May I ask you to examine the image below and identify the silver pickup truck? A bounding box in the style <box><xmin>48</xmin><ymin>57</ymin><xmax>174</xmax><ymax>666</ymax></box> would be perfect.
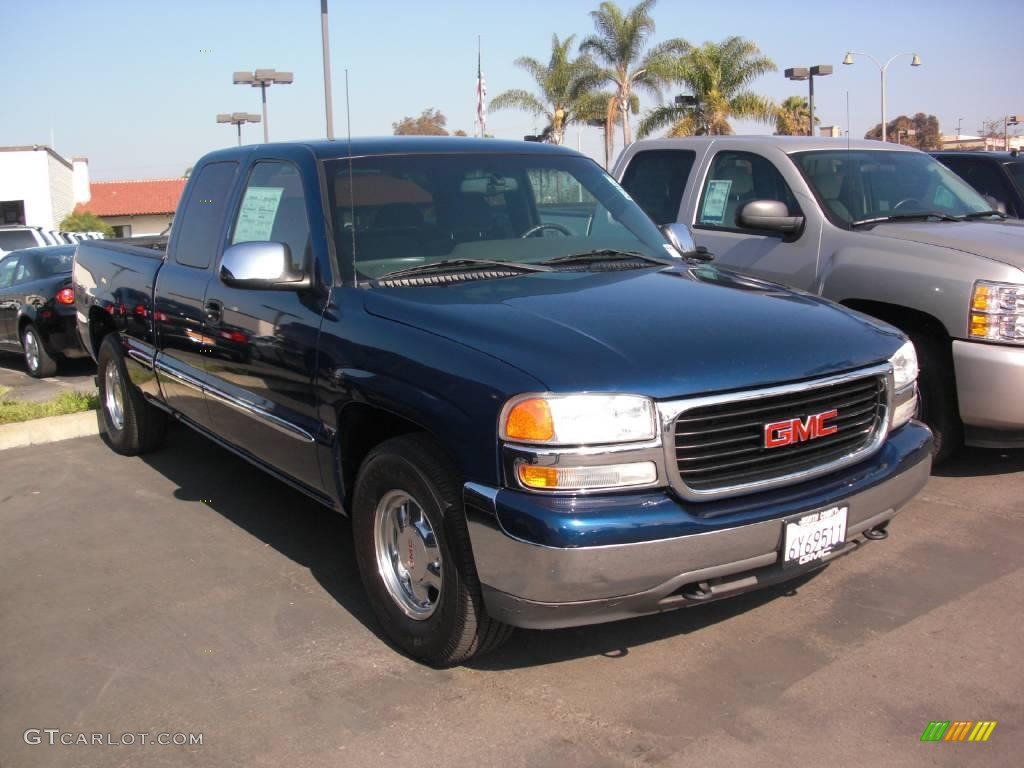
<box><xmin>615</xmin><ymin>137</ymin><xmax>1024</xmax><ymax>460</ymax></box>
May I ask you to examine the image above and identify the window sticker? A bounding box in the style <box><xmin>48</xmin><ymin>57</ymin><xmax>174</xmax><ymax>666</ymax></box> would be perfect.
<box><xmin>700</xmin><ymin>179</ymin><xmax>732</xmax><ymax>224</ymax></box>
<box><xmin>233</xmin><ymin>186</ymin><xmax>284</xmax><ymax>243</ymax></box>
<box><xmin>933</xmin><ymin>187</ymin><xmax>954</xmax><ymax>208</ymax></box>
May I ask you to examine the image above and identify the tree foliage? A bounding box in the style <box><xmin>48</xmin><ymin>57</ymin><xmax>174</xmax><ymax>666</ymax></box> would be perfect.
<box><xmin>491</xmin><ymin>34</ymin><xmax>603</xmax><ymax>146</ymax></box>
<box><xmin>775</xmin><ymin>95</ymin><xmax>815</xmax><ymax>136</ymax></box>
<box><xmin>637</xmin><ymin>36</ymin><xmax>777</xmax><ymax>138</ymax></box>
<box><xmin>393</xmin><ymin>108</ymin><xmax>453</xmax><ymax>136</ymax></box>
<box><xmin>580</xmin><ymin>0</ymin><xmax>688</xmax><ymax>148</ymax></box>
<box><xmin>60</xmin><ymin>211</ymin><xmax>114</xmax><ymax>237</ymax></box>
<box><xmin>864</xmin><ymin>113</ymin><xmax>941</xmax><ymax>150</ymax></box>
<box><xmin>979</xmin><ymin>118</ymin><xmax>1004</xmax><ymax>139</ymax></box>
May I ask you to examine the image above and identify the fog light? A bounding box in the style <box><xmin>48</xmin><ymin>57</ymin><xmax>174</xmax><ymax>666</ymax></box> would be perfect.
<box><xmin>517</xmin><ymin>461</ymin><xmax>657</xmax><ymax>491</ymax></box>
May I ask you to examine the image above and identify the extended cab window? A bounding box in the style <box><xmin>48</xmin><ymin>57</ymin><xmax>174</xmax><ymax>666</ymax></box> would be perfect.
<box><xmin>620</xmin><ymin>149</ymin><xmax>696</xmax><ymax>225</ymax></box>
<box><xmin>696</xmin><ymin>151</ymin><xmax>800</xmax><ymax>231</ymax></box>
<box><xmin>230</xmin><ymin>161</ymin><xmax>311</xmax><ymax>272</ymax></box>
<box><xmin>172</xmin><ymin>162</ymin><xmax>238</xmax><ymax>269</ymax></box>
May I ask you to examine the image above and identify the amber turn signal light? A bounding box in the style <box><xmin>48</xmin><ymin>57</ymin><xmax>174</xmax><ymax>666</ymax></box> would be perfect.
<box><xmin>504</xmin><ymin>398</ymin><xmax>554</xmax><ymax>442</ymax></box>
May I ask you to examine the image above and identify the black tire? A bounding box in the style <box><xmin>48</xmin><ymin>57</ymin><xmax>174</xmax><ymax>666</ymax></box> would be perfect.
<box><xmin>908</xmin><ymin>331</ymin><xmax>961</xmax><ymax>464</ymax></box>
<box><xmin>22</xmin><ymin>324</ymin><xmax>58</xmax><ymax>378</ymax></box>
<box><xmin>97</xmin><ymin>335</ymin><xmax>167</xmax><ymax>455</ymax></box>
<box><xmin>352</xmin><ymin>434</ymin><xmax>512</xmax><ymax>666</ymax></box>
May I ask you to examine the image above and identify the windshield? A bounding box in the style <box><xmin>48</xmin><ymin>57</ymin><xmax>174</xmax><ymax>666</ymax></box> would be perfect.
<box><xmin>1006</xmin><ymin>161</ymin><xmax>1024</xmax><ymax>193</ymax></box>
<box><xmin>324</xmin><ymin>153</ymin><xmax>674</xmax><ymax>281</ymax></box>
<box><xmin>31</xmin><ymin>247</ymin><xmax>76</xmax><ymax>275</ymax></box>
<box><xmin>793</xmin><ymin>149</ymin><xmax>993</xmax><ymax>225</ymax></box>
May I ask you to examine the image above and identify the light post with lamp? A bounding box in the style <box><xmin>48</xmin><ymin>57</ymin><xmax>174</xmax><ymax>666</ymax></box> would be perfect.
<box><xmin>232</xmin><ymin>69</ymin><xmax>294</xmax><ymax>143</ymax></box>
<box><xmin>216</xmin><ymin>113</ymin><xmax>261</xmax><ymax>146</ymax></box>
<box><xmin>784</xmin><ymin>65</ymin><xmax>832</xmax><ymax>135</ymax></box>
<box><xmin>842</xmin><ymin>51</ymin><xmax>921</xmax><ymax>143</ymax></box>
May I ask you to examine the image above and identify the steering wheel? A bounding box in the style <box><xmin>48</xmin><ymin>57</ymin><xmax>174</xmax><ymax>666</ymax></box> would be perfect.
<box><xmin>892</xmin><ymin>198</ymin><xmax>924</xmax><ymax>211</ymax></box>
<box><xmin>521</xmin><ymin>223</ymin><xmax>573</xmax><ymax>238</ymax></box>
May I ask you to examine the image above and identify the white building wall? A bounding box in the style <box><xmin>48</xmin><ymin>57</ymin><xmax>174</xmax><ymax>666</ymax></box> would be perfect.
<box><xmin>48</xmin><ymin>152</ymin><xmax>75</xmax><ymax>228</ymax></box>
<box><xmin>72</xmin><ymin>158</ymin><xmax>91</xmax><ymax>204</ymax></box>
<box><xmin>0</xmin><ymin>150</ymin><xmax>53</xmax><ymax>228</ymax></box>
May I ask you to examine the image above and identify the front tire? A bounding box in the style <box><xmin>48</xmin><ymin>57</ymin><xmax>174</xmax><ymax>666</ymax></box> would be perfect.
<box><xmin>909</xmin><ymin>331</ymin><xmax>961</xmax><ymax>464</ymax></box>
<box><xmin>97</xmin><ymin>335</ymin><xmax>167</xmax><ymax>455</ymax></box>
<box><xmin>22</xmin><ymin>324</ymin><xmax>58</xmax><ymax>378</ymax></box>
<box><xmin>352</xmin><ymin>434</ymin><xmax>511</xmax><ymax>666</ymax></box>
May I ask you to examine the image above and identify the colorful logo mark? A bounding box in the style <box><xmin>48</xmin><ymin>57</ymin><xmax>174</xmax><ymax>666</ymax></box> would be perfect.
<box><xmin>921</xmin><ymin>721</ymin><xmax>997</xmax><ymax>742</ymax></box>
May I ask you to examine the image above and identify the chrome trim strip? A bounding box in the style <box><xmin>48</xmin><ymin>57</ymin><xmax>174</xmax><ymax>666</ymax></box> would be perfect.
<box><xmin>658</xmin><ymin>363</ymin><xmax>893</xmax><ymax>502</ymax></box>
<box><xmin>154</xmin><ymin>358</ymin><xmax>314</xmax><ymax>443</ymax></box>
<box><xmin>203</xmin><ymin>385</ymin><xmax>316</xmax><ymax>443</ymax></box>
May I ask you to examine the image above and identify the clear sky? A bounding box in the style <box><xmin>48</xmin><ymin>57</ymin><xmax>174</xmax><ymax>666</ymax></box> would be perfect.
<box><xmin>3</xmin><ymin>0</ymin><xmax>1021</xmax><ymax>180</ymax></box>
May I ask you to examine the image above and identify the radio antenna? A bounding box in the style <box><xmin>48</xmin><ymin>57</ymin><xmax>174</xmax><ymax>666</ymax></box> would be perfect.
<box><xmin>345</xmin><ymin>69</ymin><xmax>357</xmax><ymax>282</ymax></box>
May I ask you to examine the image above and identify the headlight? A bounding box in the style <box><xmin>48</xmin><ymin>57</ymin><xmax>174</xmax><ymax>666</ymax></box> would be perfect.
<box><xmin>500</xmin><ymin>393</ymin><xmax>656</xmax><ymax>446</ymax></box>
<box><xmin>889</xmin><ymin>340</ymin><xmax>918</xmax><ymax>390</ymax></box>
<box><xmin>889</xmin><ymin>340</ymin><xmax>918</xmax><ymax>429</ymax></box>
<box><xmin>970</xmin><ymin>281</ymin><xmax>1024</xmax><ymax>343</ymax></box>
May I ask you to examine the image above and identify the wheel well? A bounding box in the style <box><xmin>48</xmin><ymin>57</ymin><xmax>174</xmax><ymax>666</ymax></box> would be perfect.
<box><xmin>840</xmin><ymin>299</ymin><xmax>950</xmax><ymax>344</ymax></box>
<box><xmin>87</xmin><ymin>307</ymin><xmax>116</xmax><ymax>357</ymax></box>
<box><xmin>335</xmin><ymin>404</ymin><xmax>422</xmax><ymax>511</ymax></box>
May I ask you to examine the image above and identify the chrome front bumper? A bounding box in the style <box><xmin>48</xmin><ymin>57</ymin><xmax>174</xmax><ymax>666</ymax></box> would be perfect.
<box><xmin>954</xmin><ymin>340</ymin><xmax>1024</xmax><ymax>445</ymax></box>
<box><xmin>464</xmin><ymin>423</ymin><xmax>932</xmax><ymax>630</ymax></box>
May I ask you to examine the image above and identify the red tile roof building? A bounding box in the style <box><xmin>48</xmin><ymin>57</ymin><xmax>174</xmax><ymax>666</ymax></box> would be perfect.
<box><xmin>75</xmin><ymin>178</ymin><xmax>187</xmax><ymax>237</ymax></box>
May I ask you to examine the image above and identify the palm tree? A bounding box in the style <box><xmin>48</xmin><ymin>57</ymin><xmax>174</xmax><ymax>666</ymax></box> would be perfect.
<box><xmin>490</xmin><ymin>34</ymin><xmax>602</xmax><ymax>146</ymax></box>
<box><xmin>637</xmin><ymin>36</ymin><xmax>777</xmax><ymax>138</ymax></box>
<box><xmin>579</xmin><ymin>0</ymin><xmax>688</xmax><ymax>149</ymax></box>
<box><xmin>775</xmin><ymin>95</ymin><xmax>814</xmax><ymax>136</ymax></box>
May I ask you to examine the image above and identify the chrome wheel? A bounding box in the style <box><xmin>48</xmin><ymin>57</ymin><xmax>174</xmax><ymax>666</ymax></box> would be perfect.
<box><xmin>373</xmin><ymin>490</ymin><xmax>442</xmax><ymax>620</ymax></box>
<box><xmin>104</xmin><ymin>363</ymin><xmax>125</xmax><ymax>431</ymax></box>
<box><xmin>23</xmin><ymin>330</ymin><xmax>40</xmax><ymax>373</ymax></box>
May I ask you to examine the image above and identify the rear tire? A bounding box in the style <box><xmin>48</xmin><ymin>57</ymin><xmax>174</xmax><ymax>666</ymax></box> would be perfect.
<box><xmin>22</xmin><ymin>324</ymin><xmax>58</xmax><ymax>378</ymax></box>
<box><xmin>352</xmin><ymin>434</ymin><xmax>512</xmax><ymax>666</ymax></box>
<box><xmin>97</xmin><ymin>335</ymin><xmax>167</xmax><ymax>455</ymax></box>
<box><xmin>909</xmin><ymin>331</ymin><xmax>961</xmax><ymax>464</ymax></box>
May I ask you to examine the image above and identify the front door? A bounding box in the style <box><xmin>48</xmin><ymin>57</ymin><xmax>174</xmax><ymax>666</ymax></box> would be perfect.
<box><xmin>154</xmin><ymin>160</ymin><xmax>239</xmax><ymax>428</ymax></box>
<box><xmin>0</xmin><ymin>256</ymin><xmax>20</xmax><ymax>346</ymax></box>
<box><xmin>202</xmin><ymin>157</ymin><xmax>326</xmax><ymax>491</ymax></box>
<box><xmin>688</xmin><ymin>149</ymin><xmax>821</xmax><ymax>291</ymax></box>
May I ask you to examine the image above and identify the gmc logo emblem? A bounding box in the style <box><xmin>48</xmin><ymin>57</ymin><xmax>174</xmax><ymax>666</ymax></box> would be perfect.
<box><xmin>764</xmin><ymin>409</ymin><xmax>839</xmax><ymax>449</ymax></box>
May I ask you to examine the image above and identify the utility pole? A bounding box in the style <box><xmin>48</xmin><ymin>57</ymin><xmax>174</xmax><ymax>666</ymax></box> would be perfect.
<box><xmin>321</xmin><ymin>0</ymin><xmax>335</xmax><ymax>139</ymax></box>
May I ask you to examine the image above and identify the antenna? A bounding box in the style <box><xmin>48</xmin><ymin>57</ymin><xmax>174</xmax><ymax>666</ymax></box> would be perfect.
<box><xmin>345</xmin><ymin>69</ymin><xmax>357</xmax><ymax>283</ymax></box>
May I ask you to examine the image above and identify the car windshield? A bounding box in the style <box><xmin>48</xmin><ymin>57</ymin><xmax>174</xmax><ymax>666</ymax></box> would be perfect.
<box><xmin>32</xmin><ymin>247</ymin><xmax>76</xmax><ymax>275</ymax></box>
<box><xmin>792</xmin><ymin>149</ymin><xmax>993</xmax><ymax>225</ymax></box>
<box><xmin>1005</xmin><ymin>161</ymin><xmax>1024</xmax><ymax>192</ymax></box>
<box><xmin>324</xmin><ymin>153</ymin><xmax>675</xmax><ymax>281</ymax></box>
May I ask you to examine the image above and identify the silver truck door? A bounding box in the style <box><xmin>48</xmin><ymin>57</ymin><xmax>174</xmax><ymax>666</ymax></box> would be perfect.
<box><xmin>686</xmin><ymin>147</ymin><xmax>822</xmax><ymax>291</ymax></box>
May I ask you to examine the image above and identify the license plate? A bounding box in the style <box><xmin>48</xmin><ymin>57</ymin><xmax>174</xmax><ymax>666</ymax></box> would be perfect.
<box><xmin>782</xmin><ymin>505</ymin><xmax>848</xmax><ymax>567</ymax></box>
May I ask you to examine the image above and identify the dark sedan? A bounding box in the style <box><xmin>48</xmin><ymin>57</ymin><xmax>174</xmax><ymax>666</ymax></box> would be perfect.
<box><xmin>0</xmin><ymin>245</ymin><xmax>89</xmax><ymax>377</ymax></box>
<box><xmin>931</xmin><ymin>150</ymin><xmax>1024</xmax><ymax>218</ymax></box>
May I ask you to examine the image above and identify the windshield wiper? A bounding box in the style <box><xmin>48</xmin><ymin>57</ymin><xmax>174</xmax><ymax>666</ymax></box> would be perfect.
<box><xmin>375</xmin><ymin>258</ymin><xmax>551</xmax><ymax>281</ymax></box>
<box><xmin>961</xmin><ymin>210</ymin><xmax>1007</xmax><ymax>220</ymax></box>
<box><xmin>851</xmin><ymin>212</ymin><xmax>962</xmax><ymax>227</ymax></box>
<box><xmin>540</xmin><ymin>249</ymin><xmax>672</xmax><ymax>267</ymax></box>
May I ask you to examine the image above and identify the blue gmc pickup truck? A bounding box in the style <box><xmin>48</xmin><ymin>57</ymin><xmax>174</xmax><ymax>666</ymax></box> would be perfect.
<box><xmin>73</xmin><ymin>137</ymin><xmax>931</xmax><ymax>666</ymax></box>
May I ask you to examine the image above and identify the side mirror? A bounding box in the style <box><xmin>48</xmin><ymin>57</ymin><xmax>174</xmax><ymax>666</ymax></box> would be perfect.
<box><xmin>661</xmin><ymin>222</ymin><xmax>712</xmax><ymax>261</ymax></box>
<box><xmin>982</xmin><ymin>194</ymin><xmax>1008</xmax><ymax>216</ymax></box>
<box><xmin>220</xmin><ymin>241</ymin><xmax>311</xmax><ymax>291</ymax></box>
<box><xmin>738</xmin><ymin>200</ymin><xmax>804</xmax><ymax>234</ymax></box>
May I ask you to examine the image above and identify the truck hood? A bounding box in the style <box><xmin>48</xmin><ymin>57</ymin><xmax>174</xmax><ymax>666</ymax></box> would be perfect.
<box><xmin>363</xmin><ymin>265</ymin><xmax>905</xmax><ymax>399</ymax></box>
<box><xmin>866</xmin><ymin>219</ymin><xmax>1024</xmax><ymax>269</ymax></box>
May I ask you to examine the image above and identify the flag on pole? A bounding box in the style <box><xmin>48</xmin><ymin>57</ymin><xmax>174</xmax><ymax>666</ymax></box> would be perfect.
<box><xmin>476</xmin><ymin>39</ymin><xmax>487</xmax><ymax>137</ymax></box>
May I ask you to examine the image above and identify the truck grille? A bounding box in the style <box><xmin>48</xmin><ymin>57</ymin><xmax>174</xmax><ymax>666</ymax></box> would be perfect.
<box><xmin>673</xmin><ymin>373</ymin><xmax>887</xmax><ymax>496</ymax></box>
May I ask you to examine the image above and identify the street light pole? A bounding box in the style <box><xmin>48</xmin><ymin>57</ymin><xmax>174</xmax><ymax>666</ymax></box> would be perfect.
<box><xmin>785</xmin><ymin>65</ymin><xmax>832</xmax><ymax>136</ymax></box>
<box><xmin>843</xmin><ymin>51</ymin><xmax>921</xmax><ymax>143</ymax></box>
<box><xmin>233</xmin><ymin>70</ymin><xmax>294</xmax><ymax>143</ymax></box>
<box><xmin>216</xmin><ymin>113</ymin><xmax>262</xmax><ymax>146</ymax></box>
<box><xmin>321</xmin><ymin>0</ymin><xmax>334</xmax><ymax>139</ymax></box>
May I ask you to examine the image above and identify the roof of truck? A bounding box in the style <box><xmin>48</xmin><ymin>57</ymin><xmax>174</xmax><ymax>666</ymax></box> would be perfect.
<box><xmin>626</xmin><ymin>135</ymin><xmax>922</xmax><ymax>154</ymax></box>
<box><xmin>202</xmin><ymin>136</ymin><xmax>582</xmax><ymax>162</ymax></box>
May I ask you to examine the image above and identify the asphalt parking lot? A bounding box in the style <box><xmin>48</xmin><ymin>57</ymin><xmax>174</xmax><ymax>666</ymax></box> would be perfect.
<box><xmin>1</xmin><ymin>427</ymin><xmax>1022</xmax><ymax>768</ymax></box>
<box><xmin>0</xmin><ymin>356</ymin><xmax>96</xmax><ymax>403</ymax></box>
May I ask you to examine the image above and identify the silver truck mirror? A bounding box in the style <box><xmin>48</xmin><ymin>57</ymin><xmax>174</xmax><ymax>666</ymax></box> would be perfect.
<box><xmin>220</xmin><ymin>241</ymin><xmax>311</xmax><ymax>291</ymax></box>
<box><xmin>981</xmin><ymin>195</ymin><xmax>1008</xmax><ymax>216</ymax></box>
<box><xmin>738</xmin><ymin>200</ymin><xmax>804</xmax><ymax>234</ymax></box>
